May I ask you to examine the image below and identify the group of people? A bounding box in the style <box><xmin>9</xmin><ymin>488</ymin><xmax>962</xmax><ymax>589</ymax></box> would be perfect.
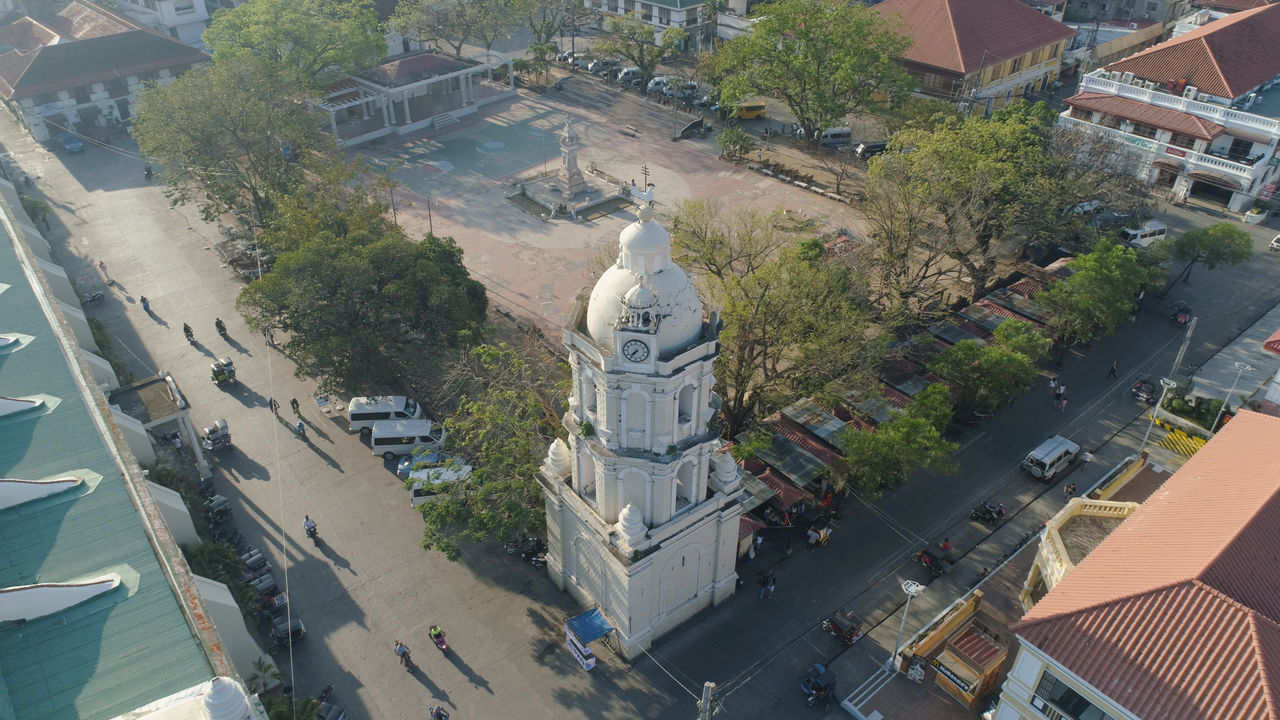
<box><xmin>1048</xmin><ymin>378</ymin><xmax>1069</xmax><ymax>413</ymax></box>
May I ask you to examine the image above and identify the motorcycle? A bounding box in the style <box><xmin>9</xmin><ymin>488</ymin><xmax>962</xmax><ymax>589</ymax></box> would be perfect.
<box><xmin>215</xmin><ymin>318</ymin><xmax>228</xmax><ymax>338</ymax></box>
<box><xmin>183</xmin><ymin>324</ymin><xmax>195</xmax><ymax>343</ymax></box>
<box><xmin>970</xmin><ymin>502</ymin><xmax>999</xmax><ymax>525</ymax></box>
<box><xmin>801</xmin><ymin>663</ymin><xmax>836</xmax><ymax>708</ymax></box>
<box><xmin>430</xmin><ymin>627</ymin><xmax>449</xmax><ymax>655</ymax></box>
<box><xmin>211</xmin><ymin>358</ymin><xmax>237</xmax><ymax>387</ymax></box>
<box><xmin>820</xmin><ymin>609</ymin><xmax>865</xmax><ymax>645</ymax></box>
<box><xmin>201</xmin><ymin>418</ymin><xmax>232</xmax><ymax>452</ymax></box>
<box><xmin>913</xmin><ymin>547</ymin><xmax>948</xmax><ymax>578</ymax></box>
<box><xmin>394</xmin><ymin>642</ymin><xmax>414</xmax><ymax>671</ymax></box>
<box><xmin>305</xmin><ymin>523</ymin><xmax>318</xmax><ymax>541</ymax></box>
<box><xmin>1171</xmin><ymin>300</ymin><xmax>1193</xmax><ymax>327</ymax></box>
<box><xmin>428</xmin><ymin>707</ymin><xmax>450</xmax><ymax>720</ymax></box>
<box><xmin>143</xmin><ymin>164</ymin><xmax>153</xmax><ymax>180</ymax></box>
<box><xmin>1131</xmin><ymin>377</ymin><xmax>1157</xmax><ymax>404</ymax></box>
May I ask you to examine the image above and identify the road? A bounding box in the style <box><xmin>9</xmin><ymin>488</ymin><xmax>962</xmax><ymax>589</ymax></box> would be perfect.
<box><xmin>8</xmin><ymin>77</ymin><xmax>1279</xmax><ymax>720</ymax></box>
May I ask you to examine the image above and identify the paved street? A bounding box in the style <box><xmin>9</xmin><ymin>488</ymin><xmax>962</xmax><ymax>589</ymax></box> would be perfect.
<box><xmin>7</xmin><ymin>71</ymin><xmax>1280</xmax><ymax>720</ymax></box>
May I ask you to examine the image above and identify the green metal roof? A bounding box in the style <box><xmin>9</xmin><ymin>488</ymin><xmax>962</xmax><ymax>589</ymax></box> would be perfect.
<box><xmin>0</xmin><ymin>228</ymin><xmax>213</xmax><ymax>719</ymax></box>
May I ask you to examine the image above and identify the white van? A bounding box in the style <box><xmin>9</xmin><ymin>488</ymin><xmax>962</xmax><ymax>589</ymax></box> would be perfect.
<box><xmin>1021</xmin><ymin>435</ymin><xmax>1080</xmax><ymax>481</ymax></box>
<box><xmin>616</xmin><ymin>67</ymin><xmax>641</xmax><ymax>84</ymax></box>
<box><xmin>347</xmin><ymin>396</ymin><xmax>423</xmax><ymax>435</ymax></box>
<box><xmin>370</xmin><ymin>419</ymin><xmax>446</xmax><ymax>460</ymax></box>
<box><xmin>818</xmin><ymin>127</ymin><xmax>853</xmax><ymax>148</ymax></box>
<box><xmin>407</xmin><ymin>457</ymin><xmax>473</xmax><ymax>507</ymax></box>
<box><xmin>1120</xmin><ymin>221</ymin><xmax>1168</xmax><ymax>249</ymax></box>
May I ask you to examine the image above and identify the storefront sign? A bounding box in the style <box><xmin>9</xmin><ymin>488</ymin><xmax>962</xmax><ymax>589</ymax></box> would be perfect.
<box><xmin>1124</xmin><ymin>136</ymin><xmax>1157</xmax><ymax>151</ymax></box>
<box><xmin>1165</xmin><ymin>147</ymin><xmax>1187</xmax><ymax>158</ymax></box>
<box><xmin>931</xmin><ymin>657</ymin><xmax>974</xmax><ymax>694</ymax></box>
<box><xmin>1262</xmin><ymin>184</ymin><xmax>1276</xmax><ymax>201</ymax></box>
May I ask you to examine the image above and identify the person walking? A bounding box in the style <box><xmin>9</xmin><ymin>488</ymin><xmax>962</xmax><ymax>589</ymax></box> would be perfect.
<box><xmin>268</xmin><ymin>397</ymin><xmax>280</xmax><ymax>415</ymax></box>
<box><xmin>1048</xmin><ymin>378</ymin><xmax>1057</xmax><ymax>400</ymax></box>
<box><xmin>1059</xmin><ymin>397</ymin><xmax>1069</xmax><ymax>413</ymax></box>
<box><xmin>765</xmin><ymin>571</ymin><xmax>776</xmax><ymax>599</ymax></box>
<box><xmin>806</xmin><ymin>526</ymin><xmax>820</xmax><ymax>551</ymax></box>
<box><xmin>264</xmin><ymin>328</ymin><xmax>275</xmax><ymax>347</ymax></box>
<box><xmin>757</xmin><ymin>575</ymin><xmax>769</xmax><ymax>599</ymax></box>
<box><xmin>1107</xmin><ymin>361</ymin><xmax>1119</xmax><ymax>379</ymax></box>
<box><xmin>1063</xmin><ymin>483</ymin><xmax>1076</xmax><ymax>501</ymax></box>
<box><xmin>1056</xmin><ymin>383</ymin><xmax>1067</xmax><ymax>400</ymax></box>
<box><xmin>97</xmin><ymin>260</ymin><xmax>110</xmax><ymax>283</ymax></box>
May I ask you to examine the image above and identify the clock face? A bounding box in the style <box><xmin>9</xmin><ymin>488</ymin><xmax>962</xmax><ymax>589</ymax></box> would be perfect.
<box><xmin>622</xmin><ymin>339</ymin><xmax>650</xmax><ymax>362</ymax></box>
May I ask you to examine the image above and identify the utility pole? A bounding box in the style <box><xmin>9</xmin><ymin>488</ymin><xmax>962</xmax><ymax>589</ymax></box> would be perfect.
<box><xmin>1170</xmin><ymin>316</ymin><xmax>1196</xmax><ymax>377</ymax></box>
<box><xmin>697</xmin><ymin>681</ymin><xmax>715</xmax><ymax>719</ymax></box>
<box><xmin>641</xmin><ymin>163</ymin><xmax>651</xmax><ymax>188</ymax></box>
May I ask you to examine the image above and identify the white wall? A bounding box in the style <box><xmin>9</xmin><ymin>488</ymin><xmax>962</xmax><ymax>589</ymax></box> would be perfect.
<box><xmin>146</xmin><ymin>479</ymin><xmax>196</xmax><ymax>546</ymax></box>
<box><xmin>193</xmin><ymin>575</ymin><xmax>279</xmax><ymax>691</ymax></box>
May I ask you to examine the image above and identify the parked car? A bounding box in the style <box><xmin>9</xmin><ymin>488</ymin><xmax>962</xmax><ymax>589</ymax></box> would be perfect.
<box><xmin>556</xmin><ymin>50</ymin><xmax>576</xmax><ymax>63</ymax></box>
<box><xmin>615</xmin><ymin>67</ymin><xmax>641</xmax><ymax>84</ymax></box>
<box><xmin>1071</xmin><ymin>200</ymin><xmax>1102</xmax><ymax>215</ymax></box>
<box><xmin>854</xmin><ymin>141</ymin><xmax>887</xmax><ymax>160</ymax></box>
<box><xmin>397</xmin><ymin>449</ymin><xmax>459</xmax><ymax>479</ymax></box>
<box><xmin>588</xmin><ymin>58</ymin><xmax>620</xmax><ymax>75</ymax></box>
<box><xmin>647</xmin><ymin>76</ymin><xmax>671</xmax><ymax>93</ymax></box>
<box><xmin>58</xmin><ymin>132</ymin><xmax>84</xmax><ymax>153</ymax></box>
<box><xmin>1268</xmin><ymin>234</ymin><xmax>1280</xmax><ymax>252</ymax></box>
<box><xmin>663</xmin><ymin>79</ymin><xmax>699</xmax><ymax>100</ymax></box>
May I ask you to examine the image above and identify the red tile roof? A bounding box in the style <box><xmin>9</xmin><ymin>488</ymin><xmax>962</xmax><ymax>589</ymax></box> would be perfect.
<box><xmin>1007</xmin><ymin>278</ymin><xmax>1045</xmax><ymax>298</ymax></box>
<box><xmin>1264</xmin><ymin>327</ymin><xmax>1280</xmax><ymax>355</ymax></box>
<box><xmin>738</xmin><ymin>514</ymin><xmax>766</xmax><ymax>542</ymax></box>
<box><xmin>876</xmin><ymin>0</ymin><xmax>1076</xmax><ymax>74</ymax></box>
<box><xmin>1198</xmin><ymin>0</ymin><xmax>1274</xmax><ymax>13</ymax></box>
<box><xmin>1105</xmin><ymin>3</ymin><xmax>1280</xmax><ymax>99</ymax></box>
<box><xmin>975</xmin><ymin>298</ymin><xmax>1042</xmax><ymax>326</ymax></box>
<box><xmin>1015</xmin><ymin>411</ymin><xmax>1280</xmax><ymax>720</ymax></box>
<box><xmin>1065</xmin><ymin>91</ymin><xmax>1228</xmax><ymax>140</ymax></box>
<box><xmin>755</xmin><ymin>468</ymin><xmax>812</xmax><ymax>509</ymax></box>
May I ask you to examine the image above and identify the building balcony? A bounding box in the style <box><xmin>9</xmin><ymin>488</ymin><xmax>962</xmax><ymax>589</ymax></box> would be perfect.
<box><xmin>1021</xmin><ymin>497</ymin><xmax>1138</xmax><ymax>611</ymax></box>
<box><xmin>1079</xmin><ymin>70</ymin><xmax>1280</xmax><ymax>138</ymax></box>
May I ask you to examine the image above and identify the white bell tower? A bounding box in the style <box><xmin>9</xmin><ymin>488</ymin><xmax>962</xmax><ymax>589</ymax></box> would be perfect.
<box><xmin>536</xmin><ymin>205</ymin><xmax>744</xmax><ymax>660</ymax></box>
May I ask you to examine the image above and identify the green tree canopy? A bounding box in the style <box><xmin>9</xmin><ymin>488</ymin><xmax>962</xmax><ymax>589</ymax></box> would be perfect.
<box><xmin>835</xmin><ymin>412</ymin><xmax>956</xmax><ymax>497</ymax></box>
<box><xmin>711</xmin><ymin>0</ymin><xmax>914</xmax><ymax>138</ymax></box>
<box><xmin>669</xmin><ymin>200</ymin><xmax>885</xmax><ymax>437</ymax></box>
<box><xmin>132</xmin><ymin>55</ymin><xmax>330</xmax><ymax>225</ymax></box>
<box><xmin>1037</xmin><ymin>240</ymin><xmax>1163</xmax><ymax>346</ymax></box>
<box><xmin>907</xmin><ymin>382</ymin><xmax>954</xmax><ymax>435</ymax></box>
<box><xmin>930</xmin><ymin>339</ymin><xmax>1037</xmax><ymax>417</ymax></box>
<box><xmin>595</xmin><ymin>13</ymin><xmax>688</xmax><ymax>92</ymax></box>
<box><xmin>416</xmin><ymin>343</ymin><xmax>567</xmax><ymax>559</ymax></box>
<box><xmin>1164</xmin><ymin>222</ymin><xmax>1253</xmax><ymax>286</ymax></box>
<box><xmin>236</xmin><ymin>186</ymin><xmax>487</xmax><ymax>393</ymax></box>
<box><xmin>992</xmin><ymin>319</ymin><xmax>1052</xmax><ymax>365</ymax></box>
<box><xmin>204</xmin><ymin>0</ymin><xmax>384</xmax><ymax>87</ymax></box>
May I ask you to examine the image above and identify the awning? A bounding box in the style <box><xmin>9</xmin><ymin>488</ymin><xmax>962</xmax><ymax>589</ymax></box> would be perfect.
<box><xmin>1063</xmin><ymin>92</ymin><xmax>1225</xmax><ymax>140</ymax></box>
<box><xmin>1187</xmin><ymin>170</ymin><xmax>1243</xmax><ymax>191</ymax></box>
<box><xmin>566</xmin><ymin>608</ymin><xmax>614</xmax><ymax>645</ymax></box>
<box><xmin>1265</xmin><ymin>328</ymin><xmax>1280</xmax><ymax>356</ymax></box>
<box><xmin>739</xmin><ymin>514</ymin><xmax>767</xmax><ymax>542</ymax></box>
<box><xmin>756</xmin><ymin>468</ymin><xmax>813</xmax><ymax>509</ymax></box>
<box><xmin>1151</xmin><ymin>158</ymin><xmax>1185</xmax><ymax>172</ymax></box>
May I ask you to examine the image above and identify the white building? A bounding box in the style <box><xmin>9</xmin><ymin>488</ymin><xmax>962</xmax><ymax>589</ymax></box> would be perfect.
<box><xmin>536</xmin><ymin>203</ymin><xmax>743</xmax><ymax>660</ymax></box>
<box><xmin>114</xmin><ymin>0</ymin><xmax>211</xmax><ymax>46</ymax></box>
<box><xmin>587</xmin><ymin>0</ymin><xmax>750</xmax><ymax>46</ymax></box>
<box><xmin>1058</xmin><ymin>2</ymin><xmax>1280</xmax><ymax>212</ymax></box>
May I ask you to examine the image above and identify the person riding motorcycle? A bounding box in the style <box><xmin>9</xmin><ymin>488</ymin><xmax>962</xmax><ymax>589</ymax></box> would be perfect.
<box><xmin>394</xmin><ymin>640</ymin><xmax>411</xmax><ymax>665</ymax></box>
<box><xmin>215</xmin><ymin>318</ymin><xmax>227</xmax><ymax>336</ymax></box>
<box><xmin>429</xmin><ymin>625</ymin><xmax>445</xmax><ymax>642</ymax></box>
<box><xmin>182</xmin><ymin>323</ymin><xmax>193</xmax><ymax>340</ymax></box>
<box><xmin>303</xmin><ymin>515</ymin><xmax>317</xmax><ymax>538</ymax></box>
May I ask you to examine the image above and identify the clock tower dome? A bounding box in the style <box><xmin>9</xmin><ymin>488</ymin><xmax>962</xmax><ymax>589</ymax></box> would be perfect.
<box><xmin>536</xmin><ymin>204</ymin><xmax>744</xmax><ymax>660</ymax></box>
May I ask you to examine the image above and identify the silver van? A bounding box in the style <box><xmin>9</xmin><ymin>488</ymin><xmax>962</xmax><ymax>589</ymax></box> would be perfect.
<box><xmin>1120</xmin><ymin>220</ymin><xmax>1168</xmax><ymax>249</ymax></box>
<box><xmin>818</xmin><ymin>127</ymin><xmax>853</xmax><ymax>148</ymax></box>
<box><xmin>347</xmin><ymin>395</ymin><xmax>422</xmax><ymax>436</ymax></box>
<box><xmin>1021</xmin><ymin>435</ymin><xmax>1080</xmax><ymax>481</ymax></box>
<box><xmin>369</xmin><ymin>418</ymin><xmax>446</xmax><ymax>460</ymax></box>
<box><xmin>407</xmin><ymin>457</ymin><xmax>472</xmax><ymax>507</ymax></box>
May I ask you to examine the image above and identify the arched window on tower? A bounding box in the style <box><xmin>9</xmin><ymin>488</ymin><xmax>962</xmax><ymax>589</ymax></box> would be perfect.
<box><xmin>677</xmin><ymin>385</ymin><xmax>695</xmax><ymax>426</ymax></box>
<box><xmin>675</xmin><ymin>462</ymin><xmax>695</xmax><ymax>513</ymax></box>
<box><xmin>578</xmin><ymin>456</ymin><xmax>597</xmax><ymax>505</ymax></box>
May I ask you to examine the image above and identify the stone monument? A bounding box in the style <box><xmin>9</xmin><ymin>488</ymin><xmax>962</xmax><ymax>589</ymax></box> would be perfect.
<box><xmin>557</xmin><ymin>114</ymin><xmax>588</xmax><ymax>199</ymax></box>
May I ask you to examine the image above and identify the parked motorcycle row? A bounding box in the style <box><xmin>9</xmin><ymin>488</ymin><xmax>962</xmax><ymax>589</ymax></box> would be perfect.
<box><xmin>505</xmin><ymin>532</ymin><xmax>548</xmax><ymax>569</ymax></box>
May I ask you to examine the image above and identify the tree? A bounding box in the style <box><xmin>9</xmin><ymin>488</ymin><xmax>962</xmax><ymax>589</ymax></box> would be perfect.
<box><xmin>712</xmin><ymin>0</ymin><xmax>913</xmax><ymax>140</ymax></box>
<box><xmin>930</xmin><ymin>339</ymin><xmax>1037</xmax><ymax>417</ymax></box>
<box><xmin>669</xmin><ymin>200</ymin><xmax>884</xmax><ymax>437</ymax></box>
<box><xmin>470</xmin><ymin>0</ymin><xmax>522</xmax><ymax>51</ymax></box>
<box><xmin>1163</xmin><ymin>222</ymin><xmax>1253</xmax><ymax>287</ymax></box>
<box><xmin>391</xmin><ymin>0</ymin><xmax>478</xmax><ymax>57</ymax></box>
<box><xmin>417</xmin><ymin>343</ymin><xmax>567</xmax><ymax>560</ymax></box>
<box><xmin>203</xmin><ymin>0</ymin><xmax>384</xmax><ymax>88</ymax></box>
<box><xmin>132</xmin><ymin>56</ymin><xmax>329</xmax><ymax>226</ymax></box>
<box><xmin>834</xmin><ymin>412</ymin><xmax>956</xmax><ymax>497</ymax></box>
<box><xmin>716</xmin><ymin>126</ymin><xmax>753</xmax><ymax>159</ymax></box>
<box><xmin>1037</xmin><ymin>240</ymin><xmax>1163</xmax><ymax>346</ymax></box>
<box><xmin>878</xmin><ymin>102</ymin><xmax>1060</xmax><ymax>301</ymax></box>
<box><xmin>594</xmin><ymin>13</ymin><xmax>687</xmax><ymax>92</ymax></box>
<box><xmin>235</xmin><ymin>185</ymin><xmax>488</xmax><ymax>394</ymax></box>
<box><xmin>909</xmin><ymin>382</ymin><xmax>954</xmax><ymax>434</ymax></box>
<box><xmin>697</xmin><ymin>0</ymin><xmax>729</xmax><ymax>50</ymax></box>
<box><xmin>992</xmin><ymin>319</ymin><xmax>1051</xmax><ymax>365</ymax></box>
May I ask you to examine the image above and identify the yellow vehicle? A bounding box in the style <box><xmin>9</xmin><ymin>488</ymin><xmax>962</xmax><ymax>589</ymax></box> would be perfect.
<box><xmin>735</xmin><ymin>101</ymin><xmax>767</xmax><ymax>119</ymax></box>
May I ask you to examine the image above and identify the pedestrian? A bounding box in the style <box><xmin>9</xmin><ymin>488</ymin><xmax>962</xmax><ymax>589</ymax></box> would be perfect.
<box><xmin>290</xmin><ymin>397</ymin><xmax>300</xmax><ymax>415</ymax></box>
<box><xmin>753</xmin><ymin>534</ymin><xmax>764</xmax><ymax>554</ymax></box>
<box><xmin>264</xmin><ymin>328</ymin><xmax>275</xmax><ymax>346</ymax></box>
<box><xmin>757</xmin><ymin>574</ymin><xmax>769</xmax><ymax>599</ymax></box>
<box><xmin>1048</xmin><ymin>378</ymin><xmax>1057</xmax><ymax>399</ymax></box>
<box><xmin>1081</xmin><ymin>451</ymin><xmax>1095</xmax><ymax>464</ymax></box>
<box><xmin>939</xmin><ymin>537</ymin><xmax>951</xmax><ymax>552</ymax></box>
<box><xmin>97</xmin><ymin>260</ymin><xmax>109</xmax><ymax>282</ymax></box>
<box><xmin>765</xmin><ymin>571</ymin><xmax>776</xmax><ymax>599</ymax></box>
<box><xmin>806</xmin><ymin>526</ymin><xmax>820</xmax><ymax>551</ymax></box>
<box><xmin>1107</xmin><ymin>361</ymin><xmax>1119</xmax><ymax>379</ymax></box>
<box><xmin>1056</xmin><ymin>383</ymin><xmax>1066</xmax><ymax>400</ymax></box>
<box><xmin>1059</xmin><ymin>397</ymin><xmax>1068</xmax><ymax>413</ymax></box>
<box><xmin>40</xmin><ymin>212</ymin><xmax>49</xmax><ymax>230</ymax></box>
<box><xmin>996</xmin><ymin>503</ymin><xmax>1006</xmax><ymax>520</ymax></box>
<box><xmin>1064</xmin><ymin>483</ymin><xmax>1076</xmax><ymax>500</ymax></box>
<box><xmin>268</xmin><ymin>397</ymin><xmax>280</xmax><ymax>415</ymax></box>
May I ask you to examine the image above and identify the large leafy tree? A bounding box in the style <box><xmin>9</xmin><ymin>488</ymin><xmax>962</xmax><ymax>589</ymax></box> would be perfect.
<box><xmin>1163</xmin><ymin>222</ymin><xmax>1253</xmax><ymax>287</ymax></box>
<box><xmin>992</xmin><ymin>319</ymin><xmax>1052</xmax><ymax>365</ymax></box>
<box><xmin>132</xmin><ymin>55</ymin><xmax>329</xmax><ymax>226</ymax></box>
<box><xmin>203</xmin><ymin>0</ymin><xmax>384</xmax><ymax>88</ymax></box>
<box><xmin>930</xmin><ymin>339</ymin><xmax>1037</xmax><ymax>417</ymax></box>
<box><xmin>236</xmin><ymin>186</ymin><xmax>487</xmax><ymax>393</ymax></box>
<box><xmin>712</xmin><ymin>0</ymin><xmax>914</xmax><ymax>139</ymax></box>
<box><xmin>834</xmin><ymin>391</ymin><xmax>956</xmax><ymax>497</ymax></box>
<box><xmin>416</xmin><ymin>343</ymin><xmax>567</xmax><ymax>560</ymax></box>
<box><xmin>1037</xmin><ymin>240</ymin><xmax>1162</xmax><ymax>346</ymax></box>
<box><xmin>669</xmin><ymin>200</ymin><xmax>884</xmax><ymax>437</ymax></box>
<box><xmin>594</xmin><ymin>13</ymin><xmax>688</xmax><ymax>92</ymax></box>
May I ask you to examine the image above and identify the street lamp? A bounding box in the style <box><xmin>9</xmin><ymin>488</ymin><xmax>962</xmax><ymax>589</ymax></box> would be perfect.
<box><xmin>1212</xmin><ymin>361</ymin><xmax>1252</xmax><ymax>433</ymax></box>
<box><xmin>1138</xmin><ymin>377</ymin><xmax>1178</xmax><ymax>454</ymax></box>
<box><xmin>887</xmin><ymin>580</ymin><xmax>925</xmax><ymax>672</ymax></box>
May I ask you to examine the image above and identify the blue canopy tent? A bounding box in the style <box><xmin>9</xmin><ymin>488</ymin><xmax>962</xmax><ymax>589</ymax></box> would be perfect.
<box><xmin>566</xmin><ymin>608</ymin><xmax>614</xmax><ymax>670</ymax></box>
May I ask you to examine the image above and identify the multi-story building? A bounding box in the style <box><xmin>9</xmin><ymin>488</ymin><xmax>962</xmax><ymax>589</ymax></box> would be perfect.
<box><xmin>995</xmin><ymin>411</ymin><xmax>1280</xmax><ymax>720</ymax></box>
<box><xmin>113</xmin><ymin>0</ymin><xmax>211</xmax><ymax>46</ymax></box>
<box><xmin>588</xmin><ymin>0</ymin><xmax>747</xmax><ymax>46</ymax></box>
<box><xmin>1058</xmin><ymin>2</ymin><xmax>1280</xmax><ymax>211</ymax></box>
<box><xmin>0</xmin><ymin>0</ymin><xmax>207</xmax><ymax>142</ymax></box>
<box><xmin>877</xmin><ymin>0</ymin><xmax>1078</xmax><ymax>113</ymax></box>
<box><xmin>0</xmin><ymin>155</ymin><xmax>263</xmax><ymax>716</ymax></box>
<box><xmin>1062</xmin><ymin>0</ymin><xmax>1192</xmax><ymax>26</ymax></box>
